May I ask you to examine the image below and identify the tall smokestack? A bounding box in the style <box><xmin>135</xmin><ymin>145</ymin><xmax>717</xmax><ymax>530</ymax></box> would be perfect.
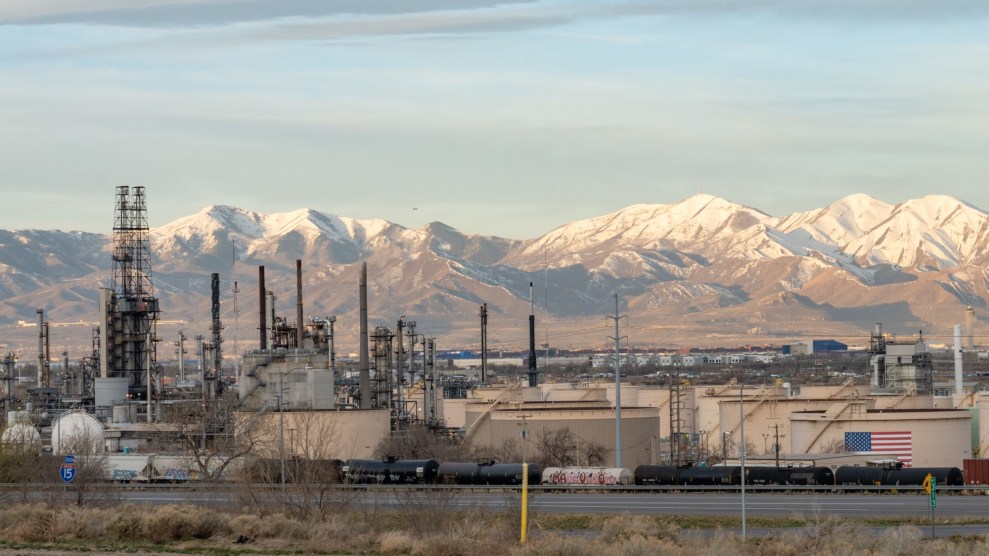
<box><xmin>967</xmin><ymin>306</ymin><xmax>976</xmax><ymax>350</ymax></box>
<box><xmin>258</xmin><ymin>266</ymin><xmax>267</xmax><ymax>351</ymax></box>
<box><xmin>955</xmin><ymin>324</ymin><xmax>964</xmax><ymax>398</ymax></box>
<box><xmin>480</xmin><ymin>303</ymin><xmax>488</xmax><ymax>383</ymax></box>
<box><xmin>528</xmin><ymin>282</ymin><xmax>537</xmax><ymax>387</ymax></box>
<box><xmin>359</xmin><ymin>262</ymin><xmax>371</xmax><ymax>409</ymax></box>
<box><xmin>37</xmin><ymin>308</ymin><xmax>45</xmax><ymax>387</ymax></box>
<box><xmin>296</xmin><ymin>259</ymin><xmax>304</xmax><ymax>349</ymax></box>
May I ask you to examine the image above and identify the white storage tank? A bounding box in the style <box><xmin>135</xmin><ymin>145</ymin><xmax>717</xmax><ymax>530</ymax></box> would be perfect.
<box><xmin>310</xmin><ymin>368</ymin><xmax>335</xmax><ymax>410</ymax></box>
<box><xmin>111</xmin><ymin>404</ymin><xmax>131</xmax><ymax>424</ymax></box>
<box><xmin>51</xmin><ymin>411</ymin><xmax>105</xmax><ymax>454</ymax></box>
<box><xmin>95</xmin><ymin>377</ymin><xmax>129</xmax><ymax>408</ymax></box>
<box><xmin>541</xmin><ymin>466</ymin><xmax>633</xmax><ymax>486</ymax></box>
<box><xmin>1</xmin><ymin>421</ymin><xmax>41</xmax><ymax>450</ymax></box>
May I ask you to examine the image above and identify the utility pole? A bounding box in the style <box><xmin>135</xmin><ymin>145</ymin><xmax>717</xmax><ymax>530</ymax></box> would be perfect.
<box><xmin>773</xmin><ymin>423</ymin><xmax>785</xmax><ymax>468</ymax></box>
<box><xmin>606</xmin><ymin>293</ymin><xmax>627</xmax><ymax>468</ymax></box>
<box><xmin>232</xmin><ymin>281</ymin><xmax>239</xmax><ymax>388</ymax></box>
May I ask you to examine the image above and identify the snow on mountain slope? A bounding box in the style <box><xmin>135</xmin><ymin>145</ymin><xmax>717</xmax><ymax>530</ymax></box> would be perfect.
<box><xmin>844</xmin><ymin>195</ymin><xmax>989</xmax><ymax>269</ymax></box>
<box><xmin>509</xmin><ymin>193</ymin><xmax>771</xmax><ymax>268</ymax></box>
<box><xmin>775</xmin><ymin>194</ymin><xmax>892</xmax><ymax>248</ymax></box>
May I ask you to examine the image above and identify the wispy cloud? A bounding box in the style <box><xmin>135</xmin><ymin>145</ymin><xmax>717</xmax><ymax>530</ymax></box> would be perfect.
<box><xmin>0</xmin><ymin>0</ymin><xmax>534</xmax><ymax>27</ymax></box>
<box><xmin>4</xmin><ymin>0</ymin><xmax>987</xmax><ymax>30</ymax></box>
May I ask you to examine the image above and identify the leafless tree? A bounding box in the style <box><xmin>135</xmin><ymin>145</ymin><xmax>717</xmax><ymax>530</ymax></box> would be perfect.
<box><xmin>818</xmin><ymin>437</ymin><xmax>847</xmax><ymax>454</ymax></box>
<box><xmin>533</xmin><ymin>427</ymin><xmax>607</xmax><ymax>467</ymax></box>
<box><xmin>373</xmin><ymin>423</ymin><xmax>474</xmax><ymax>462</ymax></box>
<box><xmin>45</xmin><ymin>427</ymin><xmax>111</xmax><ymax>507</ymax></box>
<box><xmin>158</xmin><ymin>396</ymin><xmax>272</xmax><ymax>483</ymax></box>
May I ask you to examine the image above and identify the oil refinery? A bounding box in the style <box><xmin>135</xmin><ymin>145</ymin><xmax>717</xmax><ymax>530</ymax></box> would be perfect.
<box><xmin>2</xmin><ymin>187</ymin><xmax>989</xmax><ymax>486</ymax></box>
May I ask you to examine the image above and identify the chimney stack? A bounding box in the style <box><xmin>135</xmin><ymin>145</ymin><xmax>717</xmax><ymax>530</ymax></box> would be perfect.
<box><xmin>296</xmin><ymin>259</ymin><xmax>304</xmax><ymax>349</ymax></box>
<box><xmin>258</xmin><ymin>266</ymin><xmax>267</xmax><ymax>351</ymax></box>
<box><xmin>359</xmin><ymin>262</ymin><xmax>371</xmax><ymax>409</ymax></box>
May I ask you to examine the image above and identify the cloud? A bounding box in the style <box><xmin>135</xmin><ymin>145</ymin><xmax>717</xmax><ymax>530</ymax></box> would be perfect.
<box><xmin>3</xmin><ymin>0</ymin><xmax>987</xmax><ymax>30</ymax></box>
<box><xmin>0</xmin><ymin>0</ymin><xmax>534</xmax><ymax>27</ymax></box>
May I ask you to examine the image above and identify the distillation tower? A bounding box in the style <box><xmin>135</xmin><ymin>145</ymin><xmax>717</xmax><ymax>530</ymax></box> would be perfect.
<box><xmin>99</xmin><ymin>186</ymin><xmax>161</xmax><ymax>401</ymax></box>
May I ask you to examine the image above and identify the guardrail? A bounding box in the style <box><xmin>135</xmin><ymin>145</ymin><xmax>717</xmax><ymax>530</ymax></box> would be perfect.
<box><xmin>1</xmin><ymin>482</ymin><xmax>986</xmax><ymax>495</ymax></box>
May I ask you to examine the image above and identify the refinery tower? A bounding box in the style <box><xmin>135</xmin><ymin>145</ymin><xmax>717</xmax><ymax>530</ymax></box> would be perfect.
<box><xmin>99</xmin><ymin>186</ymin><xmax>161</xmax><ymax>400</ymax></box>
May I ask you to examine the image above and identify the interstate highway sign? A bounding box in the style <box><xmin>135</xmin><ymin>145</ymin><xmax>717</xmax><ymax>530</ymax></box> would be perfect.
<box><xmin>60</xmin><ymin>455</ymin><xmax>76</xmax><ymax>483</ymax></box>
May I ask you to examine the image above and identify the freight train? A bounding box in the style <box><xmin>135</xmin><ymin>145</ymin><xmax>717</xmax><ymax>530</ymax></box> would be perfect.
<box><xmin>340</xmin><ymin>458</ymin><xmax>964</xmax><ymax>488</ymax></box>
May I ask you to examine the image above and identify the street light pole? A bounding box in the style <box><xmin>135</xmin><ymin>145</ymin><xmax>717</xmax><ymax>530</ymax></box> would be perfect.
<box><xmin>740</xmin><ymin>384</ymin><xmax>746</xmax><ymax>541</ymax></box>
<box><xmin>279</xmin><ymin>370</ymin><xmax>286</xmax><ymax>493</ymax></box>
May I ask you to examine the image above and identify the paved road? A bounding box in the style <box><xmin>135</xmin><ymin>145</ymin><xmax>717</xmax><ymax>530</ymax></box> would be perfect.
<box><xmin>111</xmin><ymin>488</ymin><xmax>989</xmax><ymax>522</ymax></box>
<box><xmin>531</xmin><ymin>492</ymin><xmax>988</xmax><ymax>519</ymax></box>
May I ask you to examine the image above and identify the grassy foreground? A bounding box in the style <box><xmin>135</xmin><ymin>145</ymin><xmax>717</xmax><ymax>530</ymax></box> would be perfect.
<box><xmin>0</xmin><ymin>501</ymin><xmax>987</xmax><ymax>555</ymax></box>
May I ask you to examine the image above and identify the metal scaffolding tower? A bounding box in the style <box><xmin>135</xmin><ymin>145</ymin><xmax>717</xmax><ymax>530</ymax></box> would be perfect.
<box><xmin>103</xmin><ymin>186</ymin><xmax>160</xmax><ymax>401</ymax></box>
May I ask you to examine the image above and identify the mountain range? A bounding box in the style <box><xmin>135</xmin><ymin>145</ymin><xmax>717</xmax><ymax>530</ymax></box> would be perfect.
<box><xmin>0</xmin><ymin>193</ymin><xmax>985</xmax><ymax>355</ymax></box>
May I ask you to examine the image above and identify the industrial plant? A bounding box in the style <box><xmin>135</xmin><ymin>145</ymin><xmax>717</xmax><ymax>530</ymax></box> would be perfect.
<box><xmin>2</xmin><ymin>187</ymin><xmax>989</xmax><ymax>486</ymax></box>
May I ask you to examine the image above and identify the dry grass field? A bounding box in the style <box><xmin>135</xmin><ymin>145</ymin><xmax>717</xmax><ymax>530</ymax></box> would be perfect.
<box><xmin>0</xmin><ymin>499</ymin><xmax>987</xmax><ymax>556</ymax></box>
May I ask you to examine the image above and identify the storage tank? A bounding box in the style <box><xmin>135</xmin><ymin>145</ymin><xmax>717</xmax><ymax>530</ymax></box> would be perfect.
<box><xmin>51</xmin><ymin>411</ymin><xmax>105</xmax><ymax>454</ymax></box>
<box><xmin>884</xmin><ymin>467</ymin><xmax>963</xmax><ymax>487</ymax></box>
<box><xmin>835</xmin><ymin>466</ymin><xmax>884</xmax><ymax>485</ymax></box>
<box><xmin>310</xmin><ymin>369</ymin><xmax>335</xmax><ymax>410</ymax></box>
<box><xmin>477</xmin><ymin>462</ymin><xmax>542</xmax><ymax>485</ymax></box>
<box><xmin>634</xmin><ymin>465</ymin><xmax>678</xmax><ymax>485</ymax></box>
<box><xmin>343</xmin><ymin>458</ymin><xmax>438</xmax><ymax>484</ymax></box>
<box><xmin>95</xmin><ymin>377</ymin><xmax>129</xmax><ymax>408</ymax></box>
<box><xmin>678</xmin><ymin>466</ymin><xmax>741</xmax><ymax>485</ymax></box>
<box><xmin>387</xmin><ymin>459</ymin><xmax>439</xmax><ymax>484</ymax></box>
<box><xmin>1</xmin><ymin>422</ymin><xmax>41</xmax><ymax>450</ymax></box>
<box><xmin>542</xmin><ymin>467</ymin><xmax>633</xmax><ymax>486</ymax></box>
<box><xmin>747</xmin><ymin>466</ymin><xmax>789</xmax><ymax>485</ymax></box>
<box><xmin>343</xmin><ymin>458</ymin><xmax>390</xmax><ymax>483</ymax></box>
<box><xmin>437</xmin><ymin>462</ymin><xmax>480</xmax><ymax>484</ymax></box>
<box><xmin>111</xmin><ymin>404</ymin><xmax>131</xmax><ymax>424</ymax></box>
<box><xmin>787</xmin><ymin>466</ymin><xmax>835</xmax><ymax>485</ymax></box>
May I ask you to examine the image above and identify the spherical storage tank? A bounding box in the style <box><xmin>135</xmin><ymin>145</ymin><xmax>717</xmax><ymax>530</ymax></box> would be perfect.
<box><xmin>51</xmin><ymin>411</ymin><xmax>105</xmax><ymax>454</ymax></box>
<box><xmin>1</xmin><ymin>422</ymin><xmax>41</xmax><ymax>449</ymax></box>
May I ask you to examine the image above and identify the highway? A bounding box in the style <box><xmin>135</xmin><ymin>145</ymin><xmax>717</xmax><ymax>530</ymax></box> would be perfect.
<box><xmin>101</xmin><ymin>487</ymin><xmax>989</xmax><ymax>521</ymax></box>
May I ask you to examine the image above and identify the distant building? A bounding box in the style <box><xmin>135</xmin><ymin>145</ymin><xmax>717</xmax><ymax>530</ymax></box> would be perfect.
<box><xmin>782</xmin><ymin>339</ymin><xmax>848</xmax><ymax>355</ymax></box>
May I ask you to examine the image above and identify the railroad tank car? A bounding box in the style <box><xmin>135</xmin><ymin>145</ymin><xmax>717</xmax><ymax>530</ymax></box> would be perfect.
<box><xmin>746</xmin><ymin>466</ymin><xmax>789</xmax><ymax>485</ymax></box>
<box><xmin>883</xmin><ymin>467</ymin><xmax>963</xmax><ymax>487</ymax></box>
<box><xmin>343</xmin><ymin>458</ymin><xmax>439</xmax><ymax>484</ymax></box>
<box><xmin>633</xmin><ymin>465</ymin><xmax>678</xmax><ymax>486</ymax></box>
<box><xmin>677</xmin><ymin>466</ymin><xmax>741</xmax><ymax>486</ymax></box>
<box><xmin>835</xmin><ymin>466</ymin><xmax>885</xmax><ymax>485</ymax></box>
<box><xmin>786</xmin><ymin>466</ymin><xmax>834</xmax><ymax>485</ymax></box>
<box><xmin>542</xmin><ymin>467</ymin><xmax>633</xmax><ymax>486</ymax></box>
<box><xmin>476</xmin><ymin>463</ymin><xmax>543</xmax><ymax>485</ymax></box>
<box><xmin>437</xmin><ymin>462</ymin><xmax>481</xmax><ymax>485</ymax></box>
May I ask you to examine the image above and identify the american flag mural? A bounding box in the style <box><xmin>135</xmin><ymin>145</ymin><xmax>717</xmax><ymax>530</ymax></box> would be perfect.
<box><xmin>844</xmin><ymin>431</ymin><xmax>913</xmax><ymax>467</ymax></box>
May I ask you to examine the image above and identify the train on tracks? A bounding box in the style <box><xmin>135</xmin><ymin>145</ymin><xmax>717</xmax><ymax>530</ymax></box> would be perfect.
<box><xmin>340</xmin><ymin>457</ymin><xmax>964</xmax><ymax>488</ymax></box>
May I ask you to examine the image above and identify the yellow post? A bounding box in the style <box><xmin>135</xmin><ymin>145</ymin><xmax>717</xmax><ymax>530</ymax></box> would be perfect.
<box><xmin>520</xmin><ymin>462</ymin><xmax>528</xmax><ymax>544</ymax></box>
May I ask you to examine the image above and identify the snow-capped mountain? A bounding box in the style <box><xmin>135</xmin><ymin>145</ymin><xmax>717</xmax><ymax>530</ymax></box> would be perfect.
<box><xmin>1</xmin><ymin>193</ymin><xmax>986</xmax><ymax>353</ymax></box>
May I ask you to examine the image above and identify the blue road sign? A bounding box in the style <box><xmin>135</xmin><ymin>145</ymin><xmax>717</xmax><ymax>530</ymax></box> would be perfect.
<box><xmin>60</xmin><ymin>454</ymin><xmax>76</xmax><ymax>483</ymax></box>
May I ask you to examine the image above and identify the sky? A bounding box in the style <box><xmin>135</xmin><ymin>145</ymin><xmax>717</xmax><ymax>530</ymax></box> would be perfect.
<box><xmin>1</xmin><ymin>0</ymin><xmax>988</xmax><ymax>240</ymax></box>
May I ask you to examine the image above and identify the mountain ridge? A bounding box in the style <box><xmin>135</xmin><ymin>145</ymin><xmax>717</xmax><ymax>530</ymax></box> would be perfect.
<box><xmin>0</xmin><ymin>193</ymin><xmax>985</xmax><ymax>353</ymax></box>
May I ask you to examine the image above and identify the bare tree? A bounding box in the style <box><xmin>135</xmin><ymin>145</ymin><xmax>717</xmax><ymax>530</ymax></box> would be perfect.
<box><xmin>533</xmin><ymin>428</ymin><xmax>607</xmax><ymax>467</ymax></box>
<box><xmin>818</xmin><ymin>437</ymin><xmax>847</xmax><ymax>454</ymax></box>
<box><xmin>158</xmin><ymin>397</ymin><xmax>272</xmax><ymax>482</ymax></box>
<box><xmin>45</xmin><ymin>426</ymin><xmax>111</xmax><ymax>507</ymax></box>
<box><xmin>279</xmin><ymin>410</ymin><xmax>350</xmax><ymax>519</ymax></box>
<box><xmin>373</xmin><ymin>423</ymin><xmax>474</xmax><ymax>462</ymax></box>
